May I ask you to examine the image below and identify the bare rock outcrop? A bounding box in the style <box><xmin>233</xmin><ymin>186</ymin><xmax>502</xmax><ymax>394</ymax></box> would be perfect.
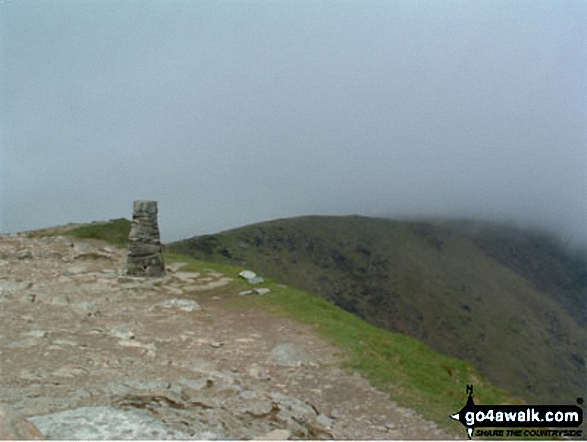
<box><xmin>0</xmin><ymin>231</ymin><xmax>450</xmax><ymax>440</ymax></box>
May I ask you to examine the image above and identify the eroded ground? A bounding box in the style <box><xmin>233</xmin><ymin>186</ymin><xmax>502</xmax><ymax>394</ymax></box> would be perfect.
<box><xmin>0</xmin><ymin>233</ymin><xmax>452</xmax><ymax>439</ymax></box>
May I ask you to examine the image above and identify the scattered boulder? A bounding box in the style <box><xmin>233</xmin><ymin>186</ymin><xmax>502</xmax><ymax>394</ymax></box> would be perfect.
<box><xmin>239</xmin><ymin>270</ymin><xmax>256</xmax><ymax>280</ymax></box>
<box><xmin>109</xmin><ymin>326</ymin><xmax>135</xmax><ymax>340</ymax></box>
<box><xmin>0</xmin><ymin>281</ymin><xmax>33</xmax><ymax>294</ymax></box>
<box><xmin>239</xmin><ymin>270</ymin><xmax>264</xmax><ymax>284</ymax></box>
<box><xmin>16</xmin><ymin>250</ymin><xmax>33</xmax><ymax>260</ymax></box>
<box><xmin>269</xmin><ymin>344</ymin><xmax>315</xmax><ymax>367</ymax></box>
<box><xmin>239</xmin><ymin>288</ymin><xmax>270</xmax><ymax>296</ymax></box>
<box><xmin>248</xmin><ymin>364</ymin><xmax>271</xmax><ymax>381</ymax></box>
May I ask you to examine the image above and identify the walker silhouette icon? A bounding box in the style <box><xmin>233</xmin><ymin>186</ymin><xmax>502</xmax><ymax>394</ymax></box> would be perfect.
<box><xmin>449</xmin><ymin>384</ymin><xmax>476</xmax><ymax>439</ymax></box>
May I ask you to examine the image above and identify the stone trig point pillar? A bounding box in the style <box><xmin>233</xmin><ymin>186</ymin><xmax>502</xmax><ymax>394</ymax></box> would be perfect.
<box><xmin>124</xmin><ymin>200</ymin><xmax>165</xmax><ymax>277</ymax></box>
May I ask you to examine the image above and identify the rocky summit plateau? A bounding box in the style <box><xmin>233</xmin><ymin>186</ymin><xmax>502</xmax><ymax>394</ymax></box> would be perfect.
<box><xmin>0</xmin><ymin>230</ymin><xmax>449</xmax><ymax>440</ymax></box>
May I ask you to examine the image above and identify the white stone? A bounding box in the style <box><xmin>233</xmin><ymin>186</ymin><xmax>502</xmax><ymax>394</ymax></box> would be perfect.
<box><xmin>239</xmin><ymin>270</ymin><xmax>256</xmax><ymax>280</ymax></box>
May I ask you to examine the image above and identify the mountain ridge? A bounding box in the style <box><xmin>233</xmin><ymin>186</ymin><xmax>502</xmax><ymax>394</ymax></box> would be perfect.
<box><xmin>167</xmin><ymin>215</ymin><xmax>586</xmax><ymax>405</ymax></box>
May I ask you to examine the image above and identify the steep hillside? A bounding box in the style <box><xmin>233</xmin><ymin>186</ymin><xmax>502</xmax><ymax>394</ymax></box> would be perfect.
<box><xmin>440</xmin><ymin>220</ymin><xmax>587</xmax><ymax>327</ymax></box>
<box><xmin>168</xmin><ymin>215</ymin><xmax>586</xmax><ymax>405</ymax></box>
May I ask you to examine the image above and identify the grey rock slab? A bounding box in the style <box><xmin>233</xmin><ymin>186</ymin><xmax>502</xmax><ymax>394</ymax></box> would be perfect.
<box><xmin>164</xmin><ymin>286</ymin><xmax>183</xmax><ymax>296</ymax></box>
<box><xmin>23</xmin><ymin>330</ymin><xmax>48</xmax><ymax>338</ymax></box>
<box><xmin>317</xmin><ymin>413</ymin><xmax>334</xmax><ymax>429</ymax></box>
<box><xmin>248</xmin><ymin>364</ymin><xmax>271</xmax><ymax>381</ymax></box>
<box><xmin>118</xmin><ymin>339</ymin><xmax>156</xmax><ymax>355</ymax></box>
<box><xmin>122</xmin><ymin>380</ymin><xmax>181</xmax><ymax>395</ymax></box>
<box><xmin>52</xmin><ymin>366</ymin><xmax>88</xmax><ymax>378</ymax></box>
<box><xmin>49</xmin><ymin>295</ymin><xmax>70</xmax><ymax>306</ymax></box>
<box><xmin>165</xmin><ymin>262</ymin><xmax>188</xmax><ymax>272</ymax></box>
<box><xmin>269</xmin><ymin>392</ymin><xmax>317</xmax><ymax>423</ymax></box>
<box><xmin>18</xmin><ymin>369</ymin><xmax>45</xmax><ymax>380</ymax></box>
<box><xmin>73</xmin><ymin>242</ymin><xmax>91</xmax><ymax>252</ymax></box>
<box><xmin>236</xmin><ymin>399</ymin><xmax>275</xmax><ymax>418</ymax></box>
<box><xmin>171</xmin><ymin>272</ymin><xmax>202</xmax><ymax>282</ymax></box>
<box><xmin>238</xmin><ymin>270</ymin><xmax>257</xmax><ymax>280</ymax></box>
<box><xmin>269</xmin><ymin>343</ymin><xmax>315</xmax><ymax>367</ymax></box>
<box><xmin>74</xmin><ymin>301</ymin><xmax>101</xmax><ymax>315</ymax></box>
<box><xmin>248</xmin><ymin>277</ymin><xmax>264</xmax><ymax>284</ymax></box>
<box><xmin>153</xmin><ymin>298</ymin><xmax>201</xmax><ymax>312</ymax></box>
<box><xmin>29</xmin><ymin>406</ymin><xmax>190</xmax><ymax>440</ymax></box>
<box><xmin>0</xmin><ymin>280</ymin><xmax>33</xmax><ymax>293</ymax></box>
<box><xmin>183</xmin><ymin>277</ymin><xmax>233</xmax><ymax>291</ymax></box>
<box><xmin>178</xmin><ymin>378</ymin><xmax>208</xmax><ymax>392</ymax></box>
<box><xmin>0</xmin><ymin>403</ymin><xmax>44</xmax><ymax>440</ymax></box>
<box><xmin>194</xmin><ymin>431</ymin><xmax>229</xmax><ymax>440</ymax></box>
<box><xmin>7</xmin><ymin>338</ymin><xmax>41</xmax><ymax>349</ymax></box>
<box><xmin>109</xmin><ymin>326</ymin><xmax>135</xmax><ymax>340</ymax></box>
<box><xmin>98</xmin><ymin>271</ymin><xmax>118</xmax><ymax>279</ymax></box>
<box><xmin>16</xmin><ymin>250</ymin><xmax>33</xmax><ymax>260</ymax></box>
<box><xmin>239</xmin><ymin>390</ymin><xmax>259</xmax><ymax>400</ymax></box>
<box><xmin>50</xmin><ymin>338</ymin><xmax>78</xmax><ymax>346</ymax></box>
<box><xmin>74</xmin><ymin>251</ymin><xmax>113</xmax><ymax>261</ymax></box>
<box><xmin>256</xmin><ymin>429</ymin><xmax>292</xmax><ymax>440</ymax></box>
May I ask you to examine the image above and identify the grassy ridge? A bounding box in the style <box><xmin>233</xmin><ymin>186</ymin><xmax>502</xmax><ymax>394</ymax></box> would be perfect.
<box><xmin>35</xmin><ymin>218</ymin><xmax>131</xmax><ymax>247</ymax></box>
<box><xmin>163</xmin><ymin>252</ymin><xmax>521</xmax><ymax>435</ymax></box>
<box><xmin>168</xmin><ymin>215</ymin><xmax>586</xmax><ymax>405</ymax></box>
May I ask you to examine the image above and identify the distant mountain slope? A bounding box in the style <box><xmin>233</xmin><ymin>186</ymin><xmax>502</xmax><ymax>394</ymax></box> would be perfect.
<box><xmin>439</xmin><ymin>220</ymin><xmax>587</xmax><ymax>328</ymax></box>
<box><xmin>167</xmin><ymin>215</ymin><xmax>586</xmax><ymax>405</ymax></box>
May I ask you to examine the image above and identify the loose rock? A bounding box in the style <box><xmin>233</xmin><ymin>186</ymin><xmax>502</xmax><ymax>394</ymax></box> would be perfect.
<box><xmin>269</xmin><ymin>343</ymin><xmax>315</xmax><ymax>367</ymax></box>
<box><xmin>0</xmin><ymin>403</ymin><xmax>44</xmax><ymax>440</ymax></box>
<box><xmin>29</xmin><ymin>406</ymin><xmax>190</xmax><ymax>440</ymax></box>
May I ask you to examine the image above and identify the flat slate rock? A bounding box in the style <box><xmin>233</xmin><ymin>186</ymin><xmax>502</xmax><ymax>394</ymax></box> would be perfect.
<box><xmin>269</xmin><ymin>343</ymin><xmax>315</xmax><ymax>367</ymax></box>
<box><xmin>29</xmin><ymin>406</ymin><xmax>190</xmax><ymax>440</ymax></box>
<box><xmin>0</xmin><ymin>403</ymin><xmax>44</xmax><ymax>440</ymax></box>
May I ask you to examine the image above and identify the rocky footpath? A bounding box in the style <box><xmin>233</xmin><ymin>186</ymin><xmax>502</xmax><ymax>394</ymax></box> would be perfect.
<box><xmin>0</xmin><ymin>232</ymin><xmax>452</xmax><ymax>439</ymax></box>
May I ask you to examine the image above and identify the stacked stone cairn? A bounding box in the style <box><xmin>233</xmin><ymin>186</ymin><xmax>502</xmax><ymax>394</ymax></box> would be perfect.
<box><xmin>124</xmin><ymin>200</ymin><xmax>165</xmax><ymax>277</ymax></box>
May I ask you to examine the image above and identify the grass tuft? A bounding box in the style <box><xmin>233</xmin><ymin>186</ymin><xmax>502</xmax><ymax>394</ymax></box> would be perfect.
<box><xmin>50</xmin><ymin>219</ymin><xmax>131</xmax><ymax>247</ymax></box>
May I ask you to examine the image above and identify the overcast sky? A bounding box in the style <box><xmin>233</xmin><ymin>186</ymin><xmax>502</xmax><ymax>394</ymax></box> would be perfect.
<box><xmin>1</xmin><ymin>0</ymin><xmax>585</xmax><ymax>244</ymax></box>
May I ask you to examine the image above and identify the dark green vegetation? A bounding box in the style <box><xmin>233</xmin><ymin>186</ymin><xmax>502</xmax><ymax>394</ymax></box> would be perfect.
<box><xmin>168</xmin><ymin>215</ymin><xmax>586</xmax><ymax>405</ymax></box>
<box><xmin>35</xmin><ymin>218</ymin><xmax>131</xmax><ymax>247</ymax></box>
<box><xmin>443</xmin><ymin>220</ymin><xmax>587</xmax><ymax>328</ymax></box>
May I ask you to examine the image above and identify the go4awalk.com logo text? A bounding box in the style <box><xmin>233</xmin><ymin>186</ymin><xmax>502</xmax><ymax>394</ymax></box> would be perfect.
<box><xmin>449</xmin><ymin>385</ymin><xmax>583</xmax><ymax>439</ymax></box>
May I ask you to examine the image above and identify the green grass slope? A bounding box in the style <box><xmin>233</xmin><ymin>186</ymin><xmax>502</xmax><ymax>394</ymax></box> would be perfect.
<box><xmin>30</xmin><ymin>218</ymin><xmax>131</xmax><ymax>247</ymax></box>
<box><xmin>168</xmin><ymin>215</ymin><xmax>586</xmax><ymax>405</ymax></box>
<box><xmin>163</xmin><ymin>252</ymin><xmax>523</xmax><ymax>436</ymax></box>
